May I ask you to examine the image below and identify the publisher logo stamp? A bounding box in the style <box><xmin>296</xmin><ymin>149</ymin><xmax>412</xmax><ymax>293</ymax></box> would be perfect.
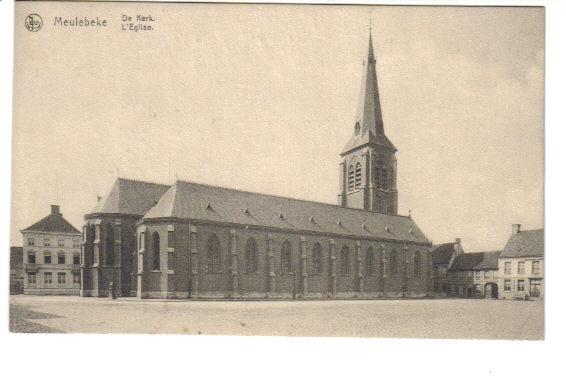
<box><xmin>25</xmin><ymin>14</ymin><xmax>43</xmax><ymax>32</ymax></box>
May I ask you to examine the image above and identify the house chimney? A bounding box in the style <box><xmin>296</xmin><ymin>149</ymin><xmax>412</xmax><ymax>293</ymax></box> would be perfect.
<box><xmin>512</xmin><ymin>224</ymin><xmax>521</xmax><ymax>235</ymax></box>
<box><xmin>454</xmin><ymin>238</ymin><xmax>462</xmax><ymax>255</ymax></box>
<box><xmin>51</xmin><ymin>205</ymin><xmax>61</xmax><ymax>215</ymax></box>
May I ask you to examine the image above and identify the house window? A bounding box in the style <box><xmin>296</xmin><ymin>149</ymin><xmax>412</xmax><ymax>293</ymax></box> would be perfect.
<box><xmin>27</xmin><ymin>238</ymin><xmax>35</xmax><ymax>246</ymax></box>
<box><xmin>27</xmin><ymin>251</ymin><xmax>36</xmax><ymax>264</ymax></box>
<box><xmin>483</xmin><ymin>271</ymin><xmax>488</xmax><ymax>279</ymax></box>
<box><xmin>152</xmin><ymin>232</ymin><xmax>161</xmax><ymax>271</ymax></box>
<box><xmin>44</xmin><ymin>239</ymin><xmax>51</xmax><ymax>247</ymax></box>
<box><xmin>517</xmin><ymin>280</ymin><xmax>525</xmax><ymax>292</ymax></box>
<box><xmin>504</xmin><ymin>279</ymin><xmax>511</xmax><ymax>292</ymax></box>
<box><xmin>44</xmin><ymin>251</ymin><xmax>52</xmax><ymax>264</ymax></box>
<box><xmin>530</xmin><ymin>279</ymin><xmax>541</xmax><ymax>297</ymax></box>
<box><xmin>44</xmin><ymin>272</ymin><xmax>52</xmax><ymax>284</ymax></box>
<box><xmin>58</xmin><ymin>252</ymin><xmax>65</xmax><ymax>264</ymax></box>
<box><xmin>354</xmin><ymin>163</ymin><xmax>362</xmax><ymax>190</ymax></box>
<box><xmin>504</xmin><ymin>262</ymin><xmax>511</xmax><ymax>275</ymax></box>
<box><xmin>27</xmin><ymin>273</ymin><xmax>37</xmax><ymax>285</ymax></box>
<box><xmin>347</xmin><ymin>164</ymin><xmax>355</xmax><ymax>192</ymax></box>
<box><xmin>206</xmin><ymin>234</ymin><xmax>221</xmax><ymax>273</ymax></box>
<box><xmin>58</xmin><ymin>272</ymin><xmax>66</xmax><ymax>284</ymax></box>
<box><xmin>366</xmin><ymin>248</ymin><xmax>375</xmax><ymax>276</ymax></box>
<box><xmin>532</xmin><ymin>261</ymin><xmax>541</xmax><ymax>275</ymax></box>
<box><xmin>413</xmin><ymin>251</ymin><xmax>421</xmax><ymax>277</ymax></box>
<box><xmin>341</xmin><ymin>246</ymin><xmax>350</xmax><ymax>275</ymax></box>
<box><xmin>518</xmin><ymin>261</ymin><xmax>525</xmax><ymax>274</ymax></box>
<box><xmin>281</xmin><ymin>241</ymin><xmax>292</xmax><ymax>274</ymax></box>
<box><xmin>311</xmin><ymin>243</ymin><xmax>323</xmax><ymax>275</ymax></box>
<box><xmin>474</xmin><ymin>271</ymin><xmax>481</xmax><ymax>279</ymax></box>
<box><xmin>58</xmin><ymin>239</ymin><xmax>65</xmax><ymax>247</ymax></box>
<box><xmin>73</xmin><ymin>253</ymin><xmax>80</xmax><ymax>265</ymax></box>
<box><xmin>390</xmin><ymin>252</ymin><xmax>398</xmax><ymax>276</ymax></box>
<box><xmin>73</xmin><ymin>241</ymin><xmax>80</xmax><ymax>249</ymax></box>
<box><xmin>245</xmin><ymin>238</ymin><xmax>258</xmax><ymax>274</ymax></box>
<box><xmin>73</xmin><ymin>273</ymin><xmax>80</xmax><ymax>285</ymax></box>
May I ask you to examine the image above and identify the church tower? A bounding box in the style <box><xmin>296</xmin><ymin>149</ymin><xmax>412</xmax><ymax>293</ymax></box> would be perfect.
<box><xmin>338</xmin><ymin>31</ymin><xmax>398</xmax><ymax>215</ymax></box>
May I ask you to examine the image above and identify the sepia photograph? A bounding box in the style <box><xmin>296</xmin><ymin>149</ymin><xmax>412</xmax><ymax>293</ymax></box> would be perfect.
<box><xmin>8</xmin><ymin>0</ymin><xmax>545</xmax><ymax>343</ymax></box>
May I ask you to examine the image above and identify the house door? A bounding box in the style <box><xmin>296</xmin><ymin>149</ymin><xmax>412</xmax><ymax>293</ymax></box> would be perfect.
<box><xmin>484</xmin><ymin>283</ymin><xmax>498</xmax><ymax>299</ymax></box>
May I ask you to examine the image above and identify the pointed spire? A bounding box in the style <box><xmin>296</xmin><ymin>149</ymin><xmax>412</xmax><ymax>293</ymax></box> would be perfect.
<box><xmin>356</xmin><ymin>30</ymin><xmax>384</xmax><ymax>136</ymax></box>
<box><xmin>340</xmin><ymin>30</ymin><xmax>396</xmax><ymax>156</ymax></box>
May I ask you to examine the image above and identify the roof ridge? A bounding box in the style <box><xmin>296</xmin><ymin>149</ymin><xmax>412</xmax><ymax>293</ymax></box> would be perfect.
<box><xmin>118</xmin><ymin>176</ymin><xmax>170</xmax><ymax>187</ymax></box>
<box><xmin>173</xmin><ymin>179</ymin><xmax>412</xmax><ymax>220</ymax></box>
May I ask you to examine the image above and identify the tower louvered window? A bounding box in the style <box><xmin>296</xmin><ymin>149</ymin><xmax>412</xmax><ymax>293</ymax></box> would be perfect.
<box><xmin>347</xmin><ymin>164</ymin><xmax>355</xmax><ymax>192</ymax></box>
<box><xmin>375</xmin><ymin>163</ymin><xmax>383</xmax><ymax>188</ymax></box>
<box><xmin>354</xmin><ymin>163</ymin><xmax>362</xmax><ymax>189</ymax></box>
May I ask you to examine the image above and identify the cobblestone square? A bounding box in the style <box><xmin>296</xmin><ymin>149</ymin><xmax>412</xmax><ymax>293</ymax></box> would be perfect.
<box><xmin>9</xmin><ymin>295</ymin><xmax>544</xmax><ymax>340</ymax></box>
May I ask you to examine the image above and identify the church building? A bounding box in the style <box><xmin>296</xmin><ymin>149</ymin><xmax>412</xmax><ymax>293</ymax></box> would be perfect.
<box><xmin>80</xmin><ymin>33</ymin><xmax>433</xmax><ymax>299</ymax></box>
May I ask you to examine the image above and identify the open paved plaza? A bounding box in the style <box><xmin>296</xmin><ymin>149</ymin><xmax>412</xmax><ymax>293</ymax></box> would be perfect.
<box><xmin>9</xmin><ymin>295</ymin><xmax>543</xmax><ymax>340</ymax></box>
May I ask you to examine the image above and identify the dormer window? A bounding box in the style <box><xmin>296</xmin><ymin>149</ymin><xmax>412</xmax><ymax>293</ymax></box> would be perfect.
<box><xmin>354</xmin><ymin>121</ymin><xmax>360</xmax><ymax>135</ymax></box>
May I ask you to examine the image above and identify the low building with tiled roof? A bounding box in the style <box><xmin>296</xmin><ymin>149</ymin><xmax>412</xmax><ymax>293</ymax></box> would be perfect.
<box><xmin>20</xmin><ymin>205</ymin><xmax>82</xmax><ymax>295</ymax></box>
<box><xmin>431</xmin><ymin>239</ymin><xmax>463</xmax><ymax>295</ymax></box>
<box><xmin>447</xmin><ymin>250</ymin><xmax>501</xmax><ymax>298</ymax></box>
<box><xmin>80</xmin><ymin>32</ymin><xmax>435</xmax><ymax>300</ymax></box>
<box><xmin>498</xmin><ymin>225</ymin><xmax>544</xmax><ymax>300</ymax></box>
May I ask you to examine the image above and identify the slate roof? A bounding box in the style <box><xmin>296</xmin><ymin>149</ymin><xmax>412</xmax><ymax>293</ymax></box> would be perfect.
<box><xmin>449</xmin><ymin>251</ymin><xmax>501</xmax><ymax>271</ymax></box>
<box><xmin>21</xmin><ymin>212</ymin><xmax>81</xmax><ymax>234</ymax></box>
<box><xmin>432</xmin><ymin>243</ymin><xmax>456</xmax><ymax>265</ymax></box>
<box><xmin>144</xmin><ymin>180</ymin><xmax>429</xmax><ymax>244</ymax></box>
<box><xmin>89</xmin><ymin>178</ymin><xmax>170</xmax><ymax>216</ymax></box>
<box><xmin>500</xmin><ymin>229</ymin><xmax>544</xmax><ymax>258</ymax></box>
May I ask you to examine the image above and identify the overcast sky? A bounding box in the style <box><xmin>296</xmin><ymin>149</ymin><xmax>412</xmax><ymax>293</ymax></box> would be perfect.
<box><xmin>12</xmin><ymin>3</ymin><xmax>544</xmax><ymax>251</ymax></box>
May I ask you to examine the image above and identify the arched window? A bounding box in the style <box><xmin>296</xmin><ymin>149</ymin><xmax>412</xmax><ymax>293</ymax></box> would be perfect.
<box><xmin>206</xmin><ymin>234</ymin><xmax>221</xmax><ymax>273</ymax></box>
<box><xmin>86</xmin><ymin>225</ymin><xmax>95</xmax><ymax>266</ymax></box>
<box><xmin>366</xmin><ymin>248</ymin><xmax>375</xmax><ymax>276</ymax></box>
<box><xmin>375</xmin><ymin>162</ymin><xmax>383</xmax><ymax>188</ymax></box>
<box><xmin>354</xmin><ymin>121</ymin><xmax>360</xmax><ymax>135</ymax></box>
<box><xmin>354</xmin><ymin>162</ymin><xmax>362</xmax><ymax>189</ymax></box>
<box><xmin>311</xmin><ymin>243</ymin><xmax>323</xmax><ymax>275</ymax></box>
<box><xmin>347</xmin><ymin>164</ymin><xmax>355</xmax><ymax>192</ymax></box>
<box><xmin>382</xmin><ymin>167</ymin><xmax>388</xmax><ymax>190</ymax></box>
<box><xmin>104</xmin><ymin>224</ymin><xmax>114</xmax><ymax>266</ymax></box>
<box><xmin>281</xmin><ymin>241</ymin><xmax>292</xmax><ymax>273</ymax></box>
<box><xmin>152</xmin><ymin>232</ymin><xmax>160</xmax><ymax>271</ymax></box>
<box><xmin>390</xmin><ymin>251</ymin><xmax>398</xmax><ymax>276</ymax></box>
<box><xmin>380</xmin><ymin>198</ymin><xmax>388</xmax><ymax>214</ymax></box>
<box><xmin>414</xmin><ymin>251</ymin><xmax>421</xmax><ymax>277</ymax></box>
<box><xmin>341</xmin><ymin>246</ymin><xmax>350</xmax><ymax>275</ymax></box>
<box><xmin>245</xmin><ymin>238</ymin><xmax>258</xmax><ymax>274</ymax></box>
